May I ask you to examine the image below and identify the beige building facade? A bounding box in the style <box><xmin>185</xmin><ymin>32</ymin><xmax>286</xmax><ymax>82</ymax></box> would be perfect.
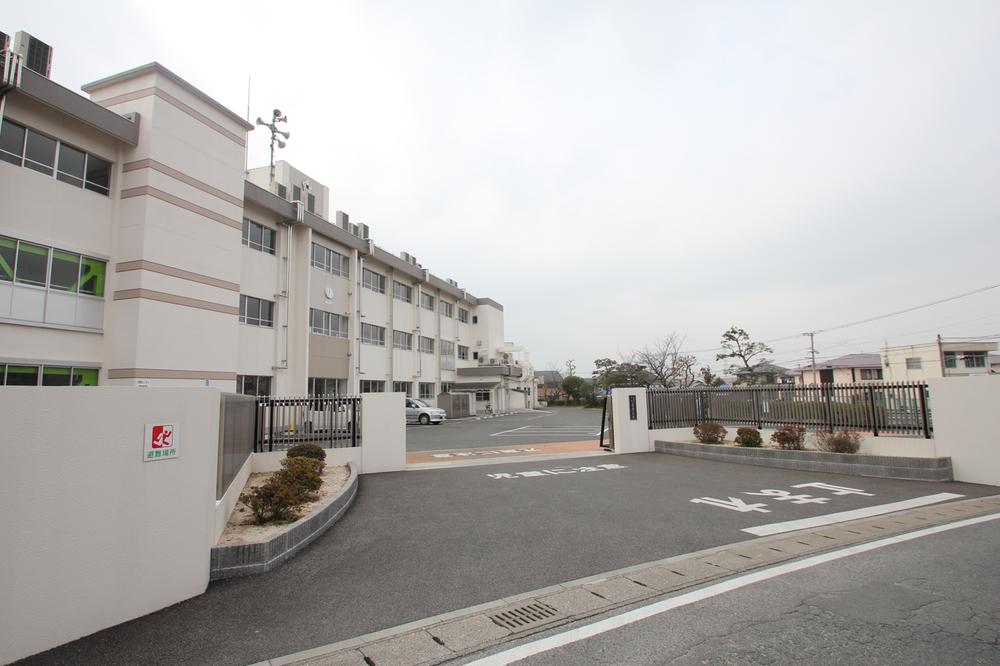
<box><xmin>0</xmin><ymin>40</ymin><xmax>534</xmax><ymax>409</ymax></box>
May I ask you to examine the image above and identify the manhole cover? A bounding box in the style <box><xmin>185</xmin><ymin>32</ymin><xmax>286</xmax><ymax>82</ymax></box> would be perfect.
<box><xmin>489</xmin><ymin>601</ymin><xmax>560</xmax><ymax>631</ymax></box>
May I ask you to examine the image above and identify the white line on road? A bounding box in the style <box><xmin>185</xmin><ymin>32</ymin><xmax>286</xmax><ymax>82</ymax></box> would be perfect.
<box><xmin>466</xmin><ymin>511</ymin><xmax>1000</xmax><ymax>666</ymax></box>
<box><xmin>741</xmin><ymin>493</ymin><xmax>964</xmax><ymax>536</ymax></box>
<box><xmin>489</xmin><ymin>426</ymin><xmax>531</xmax><ymax>437</ymax></box>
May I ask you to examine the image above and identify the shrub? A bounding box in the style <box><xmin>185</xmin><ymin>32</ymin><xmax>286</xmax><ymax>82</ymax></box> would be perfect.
<box><xmin>286</xmin><ymin>443</ymin><xmax>326</xmax><ymax>461</ymax></box>
<box><xmin>814</xmin><ymin>429</ymin><xmax>862</xmax><ymax>454</ymax></box>
<box><xmin>240</xmin><ymin>476</ymin><xmax>311</xmax><ymax>524</ymax></box>
<box><xmin>735</xmin><ymin>427</ymin><xmax>762</xmax><ymax>447</ymax></box>
<box><xmin>280</xmin><ymin>456</ymin><xmax>325</xmax><ymax>495</ymax></box>
<box><xmin>770</xmin><ymin>425</ymin><xmax>806</xmax><ymax>450</ymax></box>
<box><xmin>693</xmin><ymin>422</ymin><xmax>727</xmax><ymax>444</ymax></box>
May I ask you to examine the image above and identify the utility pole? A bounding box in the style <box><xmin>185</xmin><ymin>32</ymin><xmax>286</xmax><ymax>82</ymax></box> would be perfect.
<box><xmin>803</xmin><ymin>331</ymin><xmax>817</xmax><ymax>384</ymax></box>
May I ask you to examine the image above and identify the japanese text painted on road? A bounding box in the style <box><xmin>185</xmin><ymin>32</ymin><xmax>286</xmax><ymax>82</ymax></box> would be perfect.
<box><xmin>690</xmin><ymin>482</ymin><xmax>874</xmax><ymax>513</ymax></box>
<box><xmin>488</xmin><ymin>463</ymin><xmax>627</xmax><ymax>479</ymax></box>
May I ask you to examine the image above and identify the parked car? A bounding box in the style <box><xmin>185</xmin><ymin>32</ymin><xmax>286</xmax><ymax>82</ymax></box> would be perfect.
<box><xmin>406</xmin><ymin>398</ymin><xmax>446</xmax><ymax>425</ymax></box>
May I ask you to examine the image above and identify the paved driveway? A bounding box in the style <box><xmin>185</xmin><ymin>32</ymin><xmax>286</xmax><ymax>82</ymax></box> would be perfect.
<box><xmin>406</xmin><ymin>407</ymin><xmax>605</xmax><ymax>452</ymax></box>
<box><xmin>22</xmin><ymin>452</ymin><xmax>997</xmax><ymax>666</ymax></box>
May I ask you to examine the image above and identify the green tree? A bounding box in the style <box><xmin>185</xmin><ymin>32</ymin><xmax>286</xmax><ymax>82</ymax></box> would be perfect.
<box><xmin>561</xmin><ymin>375</ymin><xmax>587</xmax><ymax>404</ymax></box>
<box><xmin>716</xmin><ymin>326</ymin><xmax>773</xmax><ymax>384</ymax></box>
<box><xmin>699</xmin><ymin>366</ymin><xmax>726</xmax><ymax>387</ymax></box>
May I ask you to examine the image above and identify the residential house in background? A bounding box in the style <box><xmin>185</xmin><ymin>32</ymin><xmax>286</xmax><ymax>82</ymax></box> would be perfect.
<box><xmin>881</xmin><ymin>340</ymin><xmax>999</xmax><ymax>381</ymax></box>
<box><xmin>795</xmin><ymin>353</ymin><xmax>883</xmax><ymax>385</ymax></box>
<box><xmin>733</xmin><ymin>362</ymin><xmax>794</xmax><ymax>385</ymax></box>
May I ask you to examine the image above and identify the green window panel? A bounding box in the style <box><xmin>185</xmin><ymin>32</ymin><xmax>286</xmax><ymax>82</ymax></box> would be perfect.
<box><xmin>50</xmin><ymin>250</ymin><xmax>82</xmax><ymax>292</ymax></box>
<box><xmin>42</xmin><ymin>366</ymin><xmax>73</xmax><ymax>386</ymax></box>
<box><xmin>0</xmin><ymin>236</ymin><xmax>14</xmax><ymax>282</ymax></box>
<box><xmin>5</xmin><ymin>365</ymin><xmax>40</xmax><ymax>386</ymax></box>
<box><xmin>72</xmin><ymin>368</ymin><xmax>99</xmax><ymax>386</ymax></box>
<box><xmin>79</xmin><ymin>257</ymin><xmax>106</xmax><ymax>297</ymax></box>
<box><xmin>15</xmin><ymin>242</ymin><xmax>48</xmax><ymax>287</ymax></box>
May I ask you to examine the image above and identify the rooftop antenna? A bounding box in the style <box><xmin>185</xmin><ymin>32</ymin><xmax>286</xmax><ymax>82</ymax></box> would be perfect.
<box><xmin>255</xmin><ymin>108</ymin><xmax>289</xmax><ymax>183</ymax></box>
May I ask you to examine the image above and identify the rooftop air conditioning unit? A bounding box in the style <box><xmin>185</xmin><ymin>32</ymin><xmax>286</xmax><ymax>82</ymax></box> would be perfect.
<box><xmin>292</xmin><ymin>200</ymin><xmax>305</xmax><ymax>224</ymax></box>
<box><xmin>336</xmin><ymin>210</ymin><xmax>350</xmax><ymax>230</ymax></box>
<box><xmin>0</xmin><ymin>31</ymin><xmax>10</xmax><ymax>52</ymax></box>
<box><xmin>400</xmin><ymin>251</ymin><xmax>411</xmax><ymax>263</ymax></box>
<box><xmin>14</xmin><ymin>31</ymin><xmax>52</xmax><ymax>78</ymax></box>
<box><xmin>357</xmin><ymin>223</ymin><xmax>370</xmax><ymax>240</ymax></box>
<box><xmin>349</xmin><ymin>223</ymin><xmax>358</xmax><ymax>236</ymax></box>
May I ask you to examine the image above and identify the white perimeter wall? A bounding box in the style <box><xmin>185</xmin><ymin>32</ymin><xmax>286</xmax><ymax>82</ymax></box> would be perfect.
<box><xmin>928</xmin><ymin>376</ymin><xmax>1000</xmax><ymax>486</ymax></box>
<box><xmin>0</xmin><ymin>387</ymin><xmax>220</xmax><ymax>664</ymax></box>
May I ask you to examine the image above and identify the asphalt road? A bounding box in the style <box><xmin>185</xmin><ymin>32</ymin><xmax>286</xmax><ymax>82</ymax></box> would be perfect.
<box><xmin>20</xmin><ymin>453</ymin><xmax>997</xmax><ymax>666</ymax></box>
<box><xmin>471</xmin><ymin>516</ymin><xmax>1000</xmax><ymax>665</ymax></box>
<box><xmin>406</xmin><ymin>407</ymin><xmax>604</xmax><ymax>452</ymax></box>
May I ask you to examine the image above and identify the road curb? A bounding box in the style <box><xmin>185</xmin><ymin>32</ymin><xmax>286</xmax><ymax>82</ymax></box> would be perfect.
<box><xmin>255</xmin><ymin>493</ymin><xmax>1000</xmax><ymax>665</ymax></box>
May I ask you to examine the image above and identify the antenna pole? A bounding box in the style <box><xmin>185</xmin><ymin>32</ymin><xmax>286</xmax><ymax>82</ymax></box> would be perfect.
<box><xmin>803</xmin><ymin>331</ymin><xmax>817</xmax><ymax>384</ymax></box>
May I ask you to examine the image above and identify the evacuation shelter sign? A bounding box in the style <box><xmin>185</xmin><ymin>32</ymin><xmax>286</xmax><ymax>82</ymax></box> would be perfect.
<box><xmin>143</xmin><ymin>423</ymin><xmax>179</xmax><ymax>462</ymax></box>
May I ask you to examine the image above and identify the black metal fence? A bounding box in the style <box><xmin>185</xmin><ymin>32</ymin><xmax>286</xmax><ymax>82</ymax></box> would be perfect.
<box><xmin>647</xmin><ymin>383</ymin><xmax>932</xmax><ymax>438</ymax></box>
<box><xmin>254</xmin><ymin>394</ymin><xmax>362</xmax><ymax>452</ymax></box>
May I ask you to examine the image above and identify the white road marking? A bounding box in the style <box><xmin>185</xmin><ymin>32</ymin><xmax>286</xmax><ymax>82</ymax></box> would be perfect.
<box><xmin>466</xmin><ymin>511</ymin><xmax>1000</xmax><ymax>665</ymax></box>
<box><xmin>741</xmin><ymin>492</ymin><xmax>964</xmax><ymax>536</ymax></box>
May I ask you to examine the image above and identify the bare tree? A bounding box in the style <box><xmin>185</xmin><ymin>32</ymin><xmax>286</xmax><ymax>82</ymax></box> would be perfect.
<box><xmin>631</xmin><ymin>334</ymin><xmax>698</xmax><ymax>389</ymax></box>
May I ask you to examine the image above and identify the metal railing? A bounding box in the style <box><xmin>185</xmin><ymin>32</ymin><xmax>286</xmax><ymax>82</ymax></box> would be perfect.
<box><xmin>255</xmin><ymin>394</ymin><xmax>362</xmax><ymax>452</ymax></box>
<box><xmin>647</xmin><ymin>382</ymin><xmax>932</xmax><ymax>438</ymax></box>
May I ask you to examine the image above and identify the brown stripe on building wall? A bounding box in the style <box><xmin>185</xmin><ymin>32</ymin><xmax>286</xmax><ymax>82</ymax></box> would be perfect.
<box><xmin>123</xmin><ymin>159</ymin><xmax>244</xmax><ymax>208</ymax></box>
<box><xmin>115</xmin><ymin>260</ymin><xmax>240</xmax><ymax>291</ymax></box>
<box><xmin>107</xmin><ymin>368</ymin><xmax>237</xmax><ymax>380</ymax></box>
<box><xmin>96</xmin><ymin>87</ymin><xmax>247</xmax><ymax>147</ymax></box>
<box><xmin>113</xmin><ymin>288</ymin><xmax>239</xmax><ymax>315</ymax></box>
<box><xmin>120</xmin><ymin>185</ymin><xmax>242</xmax><ymax>230</ymax></box>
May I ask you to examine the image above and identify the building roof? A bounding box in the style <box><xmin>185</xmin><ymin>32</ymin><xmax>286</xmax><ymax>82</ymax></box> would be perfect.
<box><xmin>536</xmin><ymin>370</ymin><xmax>563</xmax><ymax>385</ymax></box>
<box><xmin>796</xmin><ymin>353</ymin><xmax>881</xmax><ymax>372</ymax></box>
<box><xmin>734</xmin><ymin>363</ymin><xmax>791</xmax><ymax>376</ymax></box>
<box><xmin>453</xmin><ymin>381</ymin><xmax>501</xmax><ymax>390</ymax></box>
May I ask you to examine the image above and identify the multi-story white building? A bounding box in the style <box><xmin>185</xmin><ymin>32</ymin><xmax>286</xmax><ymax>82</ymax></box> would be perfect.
<box><xmin>881</xmin><ymin>339</ymin><xmax>998</xmax><ymax>382</ymax></box>
<box><xmin>0</xmin><ymin>33</ymin><xmax>535</xmax><ymax>410</ymax></box>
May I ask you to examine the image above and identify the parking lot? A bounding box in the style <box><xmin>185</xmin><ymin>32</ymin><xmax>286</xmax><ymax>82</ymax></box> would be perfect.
<box><xmin>24</xmin><ymin>450</ymin><xmax>997</xmax><ymax>666</ymax></box>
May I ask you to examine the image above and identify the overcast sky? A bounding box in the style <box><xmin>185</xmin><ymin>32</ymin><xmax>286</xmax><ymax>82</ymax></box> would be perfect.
<box><xmin>8</xmin><ymin>1</ymin><xmax>1000</xmax><ymax>375</ymax></box>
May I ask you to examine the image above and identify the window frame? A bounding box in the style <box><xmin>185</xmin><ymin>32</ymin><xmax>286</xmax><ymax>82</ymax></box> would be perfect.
<box><xmin>420</xmin><ymin>291</ymin><xmax>435</xmax><ymax>311</ymax></box>
<box><xmin>458</xmin><ymin>307</ymin><xmax>469</xmax><ymax>323</ymax></box>
<box><xmin>360</xmin><ymin>322</ymin><xmax>386</xmax><ymax>346</ymax></box>
<box><xmin>419</xmin><ymin>382</ymin><xmax>435</xmax><ymax>400</ymax></box>
<box><xmin>392</xmin><ymin>280</ymin><xmax>413</xmax><ymax>303</ymax></box>
<box><xmin>419</xmin><ymin>336</ymin><xmax>435</xmax><ymax>354</ymax></box>
<box><xmin>392</xmin><ymin>381</ymin><xmax>412</xmax><ymax>396</ymax></box>
<box><xmin>392</xmin><ymin>329</ymin><xmax>413</xmax><ymax>350</ymax></box>
<box><xmin>362</xmin><ymin>267</ymin><xmax>386</xmax><ymax>294</ymax></box>
<box><xmin>239</xmin><ymin>294</ymin><xmax>274</xmax><ymax>328</ymax></box>
<box><xmin>439</xmin><ymin>300</ymin><xmax>454</xmax><ymax>318</ymax></box>
<box><xmin>458</xmin><ymin>345</ymin><xmax>469</xmax><ymax>360</ymax></box>
<box><xmin>311</xmin><ymin>242</ymin><xmax>349</xmax><ymax>278</ymax></box>
<box><xmin>0</xmin><ymin>118</ymin><xmax>111</xmax><ymax>196</ymax></box>
<box><xmin>963</xmin><ymin>351</ymin><xmax>987</xmax><ymax>369</ymax></box>
<box><xmin>310</xmin><ymin>308</ymin><xmax>348</xmax><ymax>338</ymax></box>
<box><xmin>905</xmin><ymin>357</ymin><xmax>922</xmax><ymax>370</ymax></box>
<box><xmin>242</xmin><ymin>218</ymin><xmax>277</xmax><ymax>255</ymax></box>
<box><xmin>360</xmin><ymin>380</ymin><xmax>385</xmax><ymax>393</ymax></box>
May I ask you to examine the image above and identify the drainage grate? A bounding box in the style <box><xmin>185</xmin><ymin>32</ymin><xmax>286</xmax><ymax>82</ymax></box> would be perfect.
<box><xmin>489</xmin><ymin>601</ymin><xmax>560</xmax><ymax>631</ymax></box>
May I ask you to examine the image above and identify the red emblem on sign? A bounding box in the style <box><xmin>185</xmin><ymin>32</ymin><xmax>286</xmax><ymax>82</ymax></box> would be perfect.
<box><xmin>151</xmin><ymin>425</ymin><xmax>174</xmax><ymax>449</ymax></box>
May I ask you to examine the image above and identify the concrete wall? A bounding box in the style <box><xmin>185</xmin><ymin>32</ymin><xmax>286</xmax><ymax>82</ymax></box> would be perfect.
<box><xmin>361</xmin><ymin>391</ymin><xmax>406</xmax><ymax>473</ymax></box>
<box><xmin>0</xmin><ymin>387</ymin><xmax>220</xmax><ymax>664</ymax></box>
<box><xmin>611</xmin><ymin>387</ymin><xmax>652</xmax><ymax>454</ymax></box>
<box><xmin>928</xmin><ymin>376</ymin><xmax>1000</xmax><ymax>486</ymax></box>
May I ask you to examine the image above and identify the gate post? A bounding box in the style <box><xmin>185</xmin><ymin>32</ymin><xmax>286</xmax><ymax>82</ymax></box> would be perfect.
<box><xmin>610</xmin><ymin>387</ymin><xmax>650</xmax><ymax>454</ymax></box>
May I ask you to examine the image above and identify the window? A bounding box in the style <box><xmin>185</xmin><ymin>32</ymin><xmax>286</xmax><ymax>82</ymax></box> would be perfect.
<box><xmin>310</xmin><ymin>308</ymin><xmax>348</xmax><ymax>338</ymax></box>
<box><xmin>361</xmin><ymin>322</ymin><xmax>386</xmax><ymax>346</ymax></box>
<box><xmin>905</xmin><ymin>357</ymin><xmax>922</xmax><ymax>370</ymax></box>
<box><xmin>360</xmin><ymin>380</ymin><xmax>385</xmax><ymax>393</ymax></box>
<box><xmin>472</xmin><ymin>315</ymin><xmax>478</xmax><ymax>324</ymax></box>
<box><xmin>393</xmin><ymin>381</ymin><xmax>412</xmax><ymax>396</ymax></box>
<box><xmin>1</xmin><ymin>364</ymin><xmax>97</xmax><ymax>386</ymax></box>
<box><xmin>472</xmin><ymin>351</ymin><xmax>479</xmax><ymax>360</ymax></box>
<box><xmin>0</xmin><ymin>119</ymin><xmax>110</xmax><ymax>195</ymax></box>
<box><xmin>458</xmin><ymin>345</ymin><xmax>469</xmax><ymax>360</ymax></box>
<box><xmin>393</xmin><ymin>330</ymin><xmax>413</xmax><ymax>350</ymax></box>
<box><xmin>307</xmin><ymin>193</ymin><xmax>316</xmax><ymax>213</ymax></box>
<box><xmin>392</xmin><ymin>280</ymin><xmax>413</xmax><ymax>303</ymax></box>
<box><xmin>242</xmin><ymin>218</ymin><xmax>276</xmax><ymax>254</ymax></box>
<box><xmin>239</xmin><ymin>295</ymin><xmax>274</xmax><ymax>327</ymax></box>
<box><xmin>860</xmin><ymin>368</ymin><xmax>883</xmax><ymax>380</ymax></box>
<box><xmin>943</xmin><ymin>352</ymin><xmax>957</xmax><ymax>369</ymax></box>
<box><xmin>458</xmin><ymin>308</ymin><xmax>469</xmax><ymax>323</ymax></box>
<box><xmin>441</xmin><ymin>382</ymin><xmax>454</xmax><ymax>393</ymax></box>
<box><xmin>309</xmin><ymin>377</ymin><xmax>346</xmax><ymax>395</ymax></box>
<box><xmin>420</xmin><ymin>291</ymin><xmax>435</xmax><ymax>310</ymax></box>
<box><xmin>15</xmin><ymin>242</ymin><xmax>48</xmax><ymax>287</ymax></box>
<box><xmin>419</xmin><ymin>382</ymin><xmax>435</xmax><ymax>399</ymax></box>
<box><xmin>964</xmin><ymin>351</ymin><xmax>987</xmax><ymax>368</ymax></box>
<box><xmin>0</xmin><ymin>236</ymin><xmax>106</xmax><ymax>295</ymax></box>
<box><xmin>311</xmin><ymin>243</ymin><xmax>349</xmax><ymax>277</ymax></box>
<box><xmin>237</xmin><ymin>375</ymin><xmax>271</xmax><ymax>396</ymax></box>
<box><xmin>24</xmin><ymin>128</ymin><xmax>56</xmax><ymax>175</ymax></box>
<box><xmin>439</xmin><ymin>301</ymin><xmax>454</xmax><ymax>318</ymax></box>
<box><xmin>419</xmin><ymin>336</ymin><xmax>435</xmax><ymax>354</ymax></box>
<box><xmin>475</xmin><ymin>390</ymin><xmax>491</xmax><ymax>402</ymax></box>
<box><xmin>293</xmin><ymin>184</ymin><xmax>302</xmax><ymax>202</ymax></box>
<box><xmin>440</xmin><ymin>340</ymin><xmax>455</xmax><ymax>357</ymax></box>
<box><xmin>363</xmin><ymin>268</ymin><xmax>386</xmax><ymax>294</ymax></box>
<box><xmin>276</xmin><ymin>183</ymin><xmax>287</xmax><ymax>199</ymax></box>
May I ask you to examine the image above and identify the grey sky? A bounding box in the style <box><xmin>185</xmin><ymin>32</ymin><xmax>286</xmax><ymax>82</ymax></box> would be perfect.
<box><xmin>8</xmin><ymin>1</ymin><xmax>1000</xmax><ymax>374</ymax></box>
